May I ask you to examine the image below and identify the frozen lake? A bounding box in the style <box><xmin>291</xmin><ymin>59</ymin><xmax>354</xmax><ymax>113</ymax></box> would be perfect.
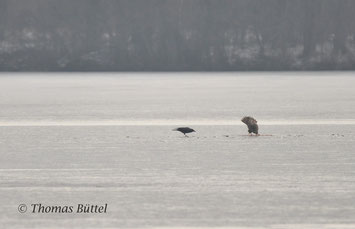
<box><xmin>0</xmin><ymin>72</ymin><xmax>355</xmax><ymax>229</ymax></box>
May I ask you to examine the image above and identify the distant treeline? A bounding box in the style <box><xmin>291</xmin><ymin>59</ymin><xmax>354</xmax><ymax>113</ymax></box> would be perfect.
<box><xmin>1</xmin><ymin>0</ymin><xmax>355</xmax><ymax>71</ymax></box>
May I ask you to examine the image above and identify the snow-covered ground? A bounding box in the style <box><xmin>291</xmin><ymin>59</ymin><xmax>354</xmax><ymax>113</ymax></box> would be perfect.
<box><xmin>0</xmin><ymin>73</ymin><xmax>354</xmax><ymax>228</ymax></box>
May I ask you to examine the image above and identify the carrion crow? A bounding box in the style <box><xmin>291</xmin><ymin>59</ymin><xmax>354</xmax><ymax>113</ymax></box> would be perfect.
<box><xmin>173</xmin><ymin>127</ymin><xmax>196</xmax><ymax>137</ymax></box>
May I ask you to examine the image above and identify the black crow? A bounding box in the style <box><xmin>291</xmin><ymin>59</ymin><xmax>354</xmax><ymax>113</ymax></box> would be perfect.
<box><xmin>173</xmin><ymin>127</ymin><xmax>196</xmax><ymax>137</ymax></box>
<box><xmin>241</xmin><ymin>116</ymin><xmax>259</xmax><ymax>135</ymax></box>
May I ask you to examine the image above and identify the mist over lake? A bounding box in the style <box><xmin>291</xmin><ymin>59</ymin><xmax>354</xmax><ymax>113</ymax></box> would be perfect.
<box><xmin>1</xmin><ymin>1</ymin><xmax>355</xmax><ymax>71</ymax></box>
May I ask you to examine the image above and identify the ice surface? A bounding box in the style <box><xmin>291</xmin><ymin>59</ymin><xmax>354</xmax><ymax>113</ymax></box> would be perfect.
<box><xmin>0</xmin><ymin>73</ymin><xmax>355</xmax><ymax>229</ymax></box>
<box><xmin>0</xmin><ymin>72</ymin><xmax>354</xmax><ymax>123</ymax></box>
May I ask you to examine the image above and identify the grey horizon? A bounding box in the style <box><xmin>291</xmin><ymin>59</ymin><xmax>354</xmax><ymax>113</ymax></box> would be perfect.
<box><xmin>1</xmin><ymin>0</ymin><xmax>355</xmax><ymax>71</ymax></box>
